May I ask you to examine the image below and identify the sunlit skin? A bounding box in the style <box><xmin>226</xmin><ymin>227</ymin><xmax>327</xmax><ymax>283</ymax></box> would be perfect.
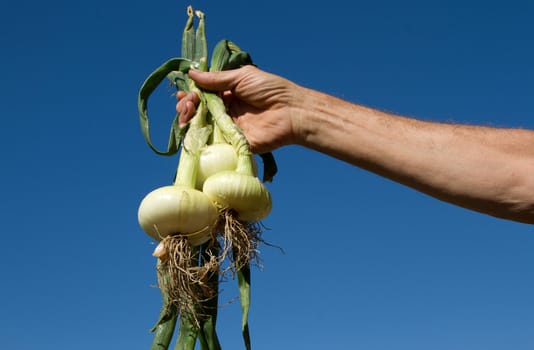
<box><xmin>177</xmin><ymin>66</ymin><xmax>534</xmax><ymax>224</ymax></box>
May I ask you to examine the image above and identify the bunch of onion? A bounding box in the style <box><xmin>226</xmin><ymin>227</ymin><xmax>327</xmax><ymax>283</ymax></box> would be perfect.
<box><xmin>136</xmin><ymin>6</ymin><xmax>276</xmax><ymax>350</ymax></box>
<box><xmin>201</xmin><ymin>92</ymin><xmax>272</xmax><ymax>267</ymax></box>
<box><xmin>138</xmin><ymin>97</ymin><xmax>220</xmax><ymax>316</ymax></box>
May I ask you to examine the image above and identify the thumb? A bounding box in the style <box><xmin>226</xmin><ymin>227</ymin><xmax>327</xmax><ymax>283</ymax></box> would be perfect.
<box><xmin>188</xmin><ymin>67</ymin><xmax>245</xmax><ymax>92</ymax></box>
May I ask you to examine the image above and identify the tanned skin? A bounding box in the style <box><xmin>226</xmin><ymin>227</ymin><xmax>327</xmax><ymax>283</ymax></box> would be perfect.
<box><xmin>177</xmin><ymin>66</ymin><xmax>534</xmax><ymax>224</ymax></box>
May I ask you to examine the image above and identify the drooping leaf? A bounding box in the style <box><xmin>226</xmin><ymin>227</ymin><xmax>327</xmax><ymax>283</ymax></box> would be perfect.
<box><xmin>259</xmin><ymin>152</ymin><xmax>278</xmax><ymax>183</ymax></box>
<box><xmin>236</xmin><ymin>262</ymin><xmax>252</xmax><ymax>350</ymax></box>
<box><xmin>138</xmin><ymin>58</ymin><xmax>193</xmax><ymax>155</ymax></box>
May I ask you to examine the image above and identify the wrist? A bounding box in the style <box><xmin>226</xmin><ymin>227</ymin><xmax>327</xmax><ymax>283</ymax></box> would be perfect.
<box><xmin>291</xmin><ymin>86</ymin><xmax>347</xmax><ymax>149</ymax></box>
<box><xmin>288</xmin><ymin>84</ymin><xmax>321</xmax><ymax>147</ymax></box>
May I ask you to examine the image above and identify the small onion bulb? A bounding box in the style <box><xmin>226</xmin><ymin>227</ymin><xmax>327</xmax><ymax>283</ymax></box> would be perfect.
<box><xmin>196</xmin><ymin>143</ymin><xmax>237</xmax><ymax>189</ymax></box>
<box><xmin>138</xmin><ymin>185</ymin><xmax>218</xmax><ymax>244</ymax></box>
<box><xmin>202</xmin><ymin>171</ymin><xmax>272</xmax><ymax>222</ymax></box>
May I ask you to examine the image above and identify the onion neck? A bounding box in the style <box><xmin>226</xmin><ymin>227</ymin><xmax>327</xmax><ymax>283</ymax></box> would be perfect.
<box><xmin>174</xmin><ymin>97</ymin><xmax>208</xmax><ymax>188</ymax></box>
<box><xmin>212</xmin><ymin>122</ymin><xmax>226</xmax><ymax>144</ymax></box>
<box><xmin>205</xmin><ymin>91</ymin><xmax>254</xmax><ymax>176</ymax></box>
<box><xmin>236</xmin><ymin>154</ymin><xmax>255</xmax><ymax>177</ymax></box>
<box><xmin>174</xmin><ymin>148</ymin><xmax>199</xmax><ymax>188</ymax></box>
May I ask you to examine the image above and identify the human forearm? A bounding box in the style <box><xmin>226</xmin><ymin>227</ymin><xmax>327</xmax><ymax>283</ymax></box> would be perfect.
<box><xmin>183</xmin><ymin>66</ymin><xmax>534</xmax><ymax>223</ymax></box>
<box><xmin>294</xmin><ymin>87</ymin><xmax>534</xmax><ymax>223</ymax></box>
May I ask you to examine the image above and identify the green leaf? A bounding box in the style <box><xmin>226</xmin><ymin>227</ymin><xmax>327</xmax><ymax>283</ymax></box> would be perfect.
<box><xmin>224</xmin><ymin>51</ymin><xmax>254</xmax><ymax>70</ymax></box>
<box><xmin>236</xmin><ymin>263</ymin><xmax>252</xmax><ymax>350</ymax></box>
<box><xmin>137</xmin><ymin>58</ymin><xmax>194</xmax><ymax>155</ymax></box>
<box><xmin>224</xmin><ymin>41</ymin><xmax>254</xmax><ymax>69</ymax></box>
<box><xmin>209</xmin><ymin>40</ymin><xmax>232</xmax><ymax>72</ymax></box>
<box><xmin>150</xmin><ymin>316</ymin><xmax>178</xmax><ymax>350</ymax></box>
<box><xmin>259</xmin><ymin>152</ymin><xmax>278</xmax><ymax>183</ymax></box>
<box><xmin>199</xmin><ymin>243</ymin><xmax>222</xmax><ymax>350</ymax></box>
<box><xmin>150</xmin><ymin>266</ymin><xmax>178</xmax><ymax>350</ymax></box>
<box><xmin>167</xmin><ymin>71</ymin><xmax>189</xmax><ymax>93</ymax></box>
<box><xmin>194</xmin><ymin>10</ymin><xmax>208</xmax><ymax>68</ymax></box>
<box><xmin>210</xmin><ymin>40</ymin><xmax>254</xmax><ymax>71</ymax></box>
<box><xmin>182</xmin><ymin>6</ymin><xmax>195</xmax><ymax>60</ymax></box>
<box><xmin>174</xmin><ymin>315</ymin><xmax>198</xmax><ymax>350</ymax></box>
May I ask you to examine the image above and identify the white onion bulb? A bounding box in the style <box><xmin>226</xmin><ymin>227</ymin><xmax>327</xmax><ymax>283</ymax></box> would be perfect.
<box><xmin>196</xmin><ymin>143</ymin><xmax>237</xmax><ymax>189</ymax></box>
<box><xmin>138</xmin><ymin>185</ymin><xmax>218</xmax><ymax>244</ymax></box>
<box><xmin>202</xmin><ymin>171</ymin><xmax>272</xmax><ymax>222</ymax></box>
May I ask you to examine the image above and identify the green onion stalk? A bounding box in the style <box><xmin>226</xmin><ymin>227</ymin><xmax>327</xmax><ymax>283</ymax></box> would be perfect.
<box><xmin>136</xmin><ymin>5</ymin><xmax>278</xmax><ymax>350</ymax></box>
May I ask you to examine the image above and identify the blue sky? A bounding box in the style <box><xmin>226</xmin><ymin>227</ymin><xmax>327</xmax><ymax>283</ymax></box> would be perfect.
<box><xmin>1</xmin><ymin>0</ymin><xmax>533</xmax><ymax>349</ymax></box>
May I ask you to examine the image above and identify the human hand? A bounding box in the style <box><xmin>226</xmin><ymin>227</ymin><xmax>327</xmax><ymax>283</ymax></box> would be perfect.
<box><xmin>176</xmin><ymin>65</ymin><xmax>302</xmax><ymax>154</ymax></box>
